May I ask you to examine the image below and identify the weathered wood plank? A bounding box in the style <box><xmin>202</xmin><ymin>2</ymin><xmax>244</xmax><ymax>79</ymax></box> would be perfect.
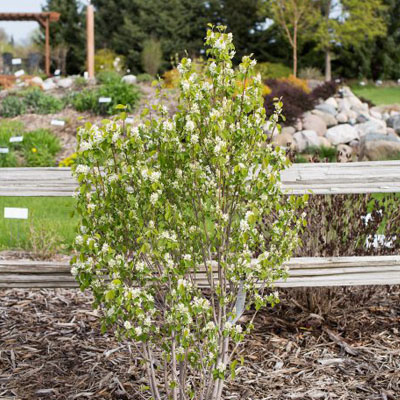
<box><xmin>1</xmin><ymin>161</ymin><xmax>400</xmax><ymax>196</ymax></box>
<box><xmin>1</xmin><ymin>256</ymin><xmax>399</xmax><ymax>288</ymax></box>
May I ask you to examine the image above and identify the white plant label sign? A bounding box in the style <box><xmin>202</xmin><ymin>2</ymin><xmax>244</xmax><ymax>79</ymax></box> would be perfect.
<box><xmin>54</xmin><ymin>69</ymin><xmax>61</xmax><ymax>76</ymax></box>
<box><xmin>12</xmin><ymin>58</ymin><xmax>22</xmax><ymax>65</ymax></box>
<box><xmin>51</xmin><ymin>119</ymin><xmax>65</xmax><ymax>126</ymax></box>
<box><xmin>99</xmin><ymin>97</ymin><xmax>112</xmax><ymax>103</ymax></box>
<box><xmin>126</xmin><ymin>117</ymin><xmax>134</xmax><ymax>124</ymax></box>
<box><xmin>9</xmin><ymin>136</ymin><xmax>23</xmax><ymax>143</ymax></box>
<box><xmin>4</xmin><ymin>208</ymin><xmax>28</xmax><ymax>220</ymax></box>
<box><xmin>14</xmin><ymin>70</ymin><xmax>25</xmax><ymax>77</ymax></box>
<box><xmin>0</xmin><ymin>148</ymin><xmax>9</xmax><ymax>154</ymax></box>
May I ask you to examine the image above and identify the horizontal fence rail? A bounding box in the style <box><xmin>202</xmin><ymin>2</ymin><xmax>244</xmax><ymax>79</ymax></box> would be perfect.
<box><xmin>1</xmin><ymin>161</ymin><xmax>400</xmax><ymax>196</ymax></box>
<box><xmin>1</xmin><ymin>256</ymin><xmax>400</xmax><ymax>288</ymax></box>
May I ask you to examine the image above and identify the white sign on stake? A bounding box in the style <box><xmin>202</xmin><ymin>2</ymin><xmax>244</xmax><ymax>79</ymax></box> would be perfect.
<box><xmin>125</xmin><ymin>117</ymin><xmax>134</xmax><ymax>124</ymax></box>
<box><xmin>99</xmin><ymin>97</ymin><xmax>112</xmax><ymax>103</ymax></box>
<box><xmin>83</xmin><ymin>71</ymin><xmax>89</xmax><ymax>79</ymax></box>
<box><xmin>14</xmin><ymin>69</ymin><xmax>25</xmax><ymax>77</ymax></box>
<box><xmin>0</xmin><ymin>148</ymin><xmax>9</xmax><ymax>154</ymax></box>
<box><xmin>4</xmin><ymin>208</ymin><xmax>28</xmax><ymax>220</ymax></box>
<box><xmin>54</xmin><ymin>69</ymin><xmax>61</xmax><ymax>76</ymax></box>
<box><xmin>51</xmin><ymin>119</ymin><xmax>65</xmax><ymax>127</ymax></box>
<box><xmin>12</xmin><ymin>58</ymin><xmax>22</xmax><ymax>65</ymax></box>
<box><xmin>9</xmin><ymin>136</ymin><xmax>23</xmax><ymax>143</ymax></box>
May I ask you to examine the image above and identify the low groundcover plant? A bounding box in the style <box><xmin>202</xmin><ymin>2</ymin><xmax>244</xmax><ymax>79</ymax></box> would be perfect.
<box><xmin>72</xmin><ymin>25</ymin><xmax>306</xmax><ymax>400</ymax></box>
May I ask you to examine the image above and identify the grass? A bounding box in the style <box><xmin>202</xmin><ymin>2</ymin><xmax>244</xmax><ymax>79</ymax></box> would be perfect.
<box><xmin>0</xmin><ymin>197</ymin><xmax>77</xmax><ymax>252</ymax></box>
<box><xmin>351</xmin><ymin>84</ymin><xmax>400</xmax><ymax>105</ymax></box>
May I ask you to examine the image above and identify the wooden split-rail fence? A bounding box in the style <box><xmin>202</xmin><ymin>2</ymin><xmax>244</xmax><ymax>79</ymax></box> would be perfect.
<box><xmin>1</xmin><ymin>161</ymin><xmax>400</xmax><ymax>288</ymax></box>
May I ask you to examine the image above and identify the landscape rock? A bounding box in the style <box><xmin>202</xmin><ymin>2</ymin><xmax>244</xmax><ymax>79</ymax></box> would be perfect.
<box><xmin>273</xmin><ymin>132</ymin><xmax>294</xmax><ymax>148</ymax></box>
<box><xmin>281</xmin><ymin>126</ymin><xmax>296</xmax><ymax>136</ymax></box>
<box><xmin>293</xmin><ymin>119</ymin><xmax>303</xmax><ymax>131</ymax></box>
<box><xmin>57</xmin><ymin>77</ymin><xmax>74</xmax><ymax>89</ymax></box>
<box><xmin>337</xmin><ymin>98</ymin><xmax>351</xmax><ymax>113</ymax></box>
<box><xmin>26</xmin><ymin>76</ymin><xmax>44</xmax><ymax>88</ymax></box>
<box><xmin>370</xmin><ymin>109</ymin><xmax>382</xmax><ymax>120</ymax></box>
<box><xmin>312</xmin><ymin>109</ymin><xmax>338</xmax><ymax>127</ymax></box>
<box><xmin>302</xmin><ymin>114</ymin><xmax>327</xmax><ymax>136</ymax></box>
<box><xmin>293</xmin><ymin>130</ymin><xmax>320</xmax><ymax>152</ymax></box>
<box><xmin>386</xmin><ymin>115</ymin><xmax>400</xmax><ymax>134</ymax></box>
<box><xmin>336</xmin><ymin>112</ymin><xmax>348</xmax><ymax>124</ymax></box>
<box><xmin>315</xmin><ymin>103</ymin><xmax>337</xmax><ymax>116</ymax></box>
<box><xmin>122</xmin><ymin>74</ymin><xmax>137</xmax><ymax>84</ymax></box>
<box><xmin>337</xmin><ymin>144</ymin><xmax>353</xmax><ymax>162</ymax></box>
<box><xmin>325</xmin><ymin>97</ymin><xmax>338</xmax><ymax>108</ymax></box>
<box><xmin>363</xmin><ymin>132</ymin><xmax>400</xmax><ymax>144</ymax></box>
<box><xmin>42</xmin><ymin>79</ymin><xmax>57</xmax><ymax>91</ymax></box>
<box><xmin>318</xmin><ymin>137</ymin><xmax>332</xmax><ymax>148</ymax></box>
<box><xmin>361</xmin><ymin>140</ymin><xmax>400</xmax><ymax>161</ymax></box>
<box><xmin>325</xmin><ymin>124</ymin><xmax>359</xmax><ymax>145</ymax></box>
<box><xmin>356</xmin><ymin>119</ymin><xmax>387</xmax><ymax>137</ymax></box>
<box><xmin>356</xmin><ymin>112</ymin><xmax>371</xmax><ymax>124</ymax></box>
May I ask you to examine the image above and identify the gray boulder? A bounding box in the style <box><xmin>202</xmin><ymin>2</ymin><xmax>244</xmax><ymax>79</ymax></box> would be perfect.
<box><xmin>325</xmin><ymin>97</ymin><xmax>338</xmax><ymax>109</ymax></box>
<box><xmin>325</xmin><ymin>124</ymin><xmax>359</xmax><ymax>145</ymax></box>
<box><xmin>122</xmin><ymin>74</ymin><xmax>137</xmax><ymax>84</ymax></box>
<box><xmin>386</xmin><ymin>115</ymin><xmax>400</xmax><ymax>134</ymax></box>
<box><xmin>293</xmin><ymin>130</ymin><xmax>320</xmax><ymax>152</ymax></box>
<box><xmin>57</xmin><ymin>77</ymin><xmax>73</xmax><ymax>89</ymax></box>
<box><xmin>336</xmin><ymin>112</ymin><xmax>348</xmax><ymax>124</ymax></box>
<box><xmin>273</xmin><ymin>132</ymin><xmax>294</xmax><ymax>148</ymax></box>
<box><xmin>356</xmin><ymin>119</ymin><xmax>387</xmax><ymax>137</ymax></box>
<box><xmin>281</xmin><ymin>126</ymin><xmax>296</xmax><ymax>136</ymax></box>
<box><xmin>42</xmin><ymin>78</ymin><xmax>57</xmax><ymax>91</ymax></box>
<box><xmin>312</xmin><ymin>109</ymin><xmax>338</xmax><ymax>127</ymax></box>
<box><xmin>302</xmin><ymin>114</ymin><xmax>327</xmax><ymax>136</ymax></box>
<box><xmin>363</xmin><ymin>133</ymin><xmax>400</xmax><ymax>144</ymax></box>
<box><xmin>361</xmin><ymin>140</ymin><xmax>400</xmax><ymax>161</ymax></box>
<box><xmin>315</xmin><ymin>103</ymin><xmax>337</xmax><ymax>116</ymax></box>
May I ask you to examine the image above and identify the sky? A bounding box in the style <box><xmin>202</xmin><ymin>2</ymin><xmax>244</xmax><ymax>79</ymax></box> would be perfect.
<box><xmin>0</xmin><ymin>0</ymin><xmax>49</xmax><ymax>43</ymax></box>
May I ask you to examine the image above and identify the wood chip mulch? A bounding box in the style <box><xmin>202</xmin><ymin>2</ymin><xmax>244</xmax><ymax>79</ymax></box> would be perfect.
<box><xmin>0</xmin><ymin>286</ymin><xmax>399</xmax><ymax>400</ymax></box>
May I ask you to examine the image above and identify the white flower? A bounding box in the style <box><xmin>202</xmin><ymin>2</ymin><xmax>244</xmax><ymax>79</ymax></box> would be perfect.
<box><xmin>235</xmin><ymin>325</ymin><xmax>243</xmax><ymax>334</ymax></box>
<box><xmin>216</xmin><ymin>362</ymin><xmax>226</xmax><ymax>373</ymax></box>
<box><xmin>148</xmin><ymin>220</ymin><xmax>155</xmax><ymax>229</ymax></box>
<box><xmin>80</xmin><ymin>141</ymin><xmax>92</xmax><ymax>151</ymax></box>
<box><xmin>209</xmin><ymin>62</ymin><xmax>217</xmax><ymax>74</ymax></box>
<box><xmin>183</xmin><ymin>254</ymin><xmax>191</xmax><ymax>261</ymax></box>
<box><xmin>71</xmin><ymin>266</ymin><xmax>78</xmax><ymax>276</ymax></box>
<box><xmin>182</xmin><ymin>80</ymin><xmax>190</xmax><ymax>92</ymax></box>
<box><xmin>75</xmin><ymin>164</ymin><xmax>90</xmax><ymax>175</ymax></box>
<box><xmin>102</xmin><ymin>243</ymin><xmax>109</xmax><ymax>253</ymax></box>
<box><xmin>215</xmin><ymin>38</ymin><xmax>226</xmax><ymax>50</ymax></box>
<box><xmin>191</xmin><ymin>134</ymin><xmax>199</xmax><ymax>144</ymax></box>
<box><xmin>149</xmin><ymin>171</ymin><xmax>161</xmax><ymax>183</ymax></box>
<box><xmin>75</xmin><ymin>235</ymin><xmax>84</xmax><ymax>245</ymax></box>
<box><xmin>124</xmin><ymin>321</ymin><xmax>132</xmax><ymax>330</ymax></box>
<box><xmin>240</xmin><ymin>219</ymin><xmax>249</xmax><ymax>232</ymax></box>
<box><xmin>185</xmin><ymin>119</ymin><xmax>196</xmax><ymax>132</ymax></box>
<box><xmin>163</xmin><ymin>120</ymin><xmax>173</xmax><ymax>131</ymax></box>
<box><xmin>135</xmin><ymin>326</ymin><xmax>142</xmax><ymax>336</ymax></box>
<box><xmin>150</xmin><ymin>192</ymin><xmax>159</xmax><ymax>205</ymax></box>
<box><xmin>224</xmin><ymin>321</ymin><xmax>233</xmax><ymax>331</ymax></box>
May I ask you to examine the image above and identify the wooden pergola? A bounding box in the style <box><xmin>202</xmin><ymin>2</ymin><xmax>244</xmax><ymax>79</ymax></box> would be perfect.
<box><xmin>0</xmin><ymin>12</ymin><xmax>60</xmax><ymax>76</ymax></box>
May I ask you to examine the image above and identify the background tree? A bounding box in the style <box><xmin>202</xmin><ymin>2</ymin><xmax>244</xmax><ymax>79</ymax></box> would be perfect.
<box><xmin>315</xmin><ymin>0</ymin><xmax>387</xmax><ymax>81</ymax></box>
<box><xmin>41</xmin><ymin>0</ymin><xmax>85</xmax><ymax>75</ymax></box>
<box><xmin>267</xmin><ymin>0</ymin><xmax>318</xmax><ymax>77</ymax></box>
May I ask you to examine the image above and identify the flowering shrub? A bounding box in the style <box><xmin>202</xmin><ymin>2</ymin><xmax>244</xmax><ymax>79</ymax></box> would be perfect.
<box><xmin>72</xmin><ymin>25</ymin><xmax>305</xmax><ymax>400</ymax></box>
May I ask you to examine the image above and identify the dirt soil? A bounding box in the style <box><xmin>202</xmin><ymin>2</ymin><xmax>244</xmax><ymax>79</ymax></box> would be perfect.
<box><xmin>0</xmin><ymin>285</ymin><xmax>399</xmax><ymax>400</ymax></box>
<box><xmin>6</xmin><ymin>83</ymin><xmax>177</xmax><ymax>163</ymax></box>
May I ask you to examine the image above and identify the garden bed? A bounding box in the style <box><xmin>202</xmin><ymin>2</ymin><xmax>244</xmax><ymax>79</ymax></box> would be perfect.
<box><xmin>1</xmin><ymin>285</ymin><xmax>399</xmax><ymax>399</ymax></box>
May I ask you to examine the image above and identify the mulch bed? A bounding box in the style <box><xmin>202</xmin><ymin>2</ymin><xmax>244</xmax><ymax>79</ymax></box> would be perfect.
<box><xmin>0</xmin><ymin>286</ymin><xmax>399</xmax><ymax>400</ymax></box>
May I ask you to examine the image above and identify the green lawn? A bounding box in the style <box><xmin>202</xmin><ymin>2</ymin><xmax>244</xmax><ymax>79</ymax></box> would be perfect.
<box><xmin>351</xmin><ymin>85</ymin><xmax>400</xmax><ymax>105</ymax></box>
<box><xmin>0</xmin><ymin>197</ymin><xmax>78</xmax><ymax>253</ymax></box>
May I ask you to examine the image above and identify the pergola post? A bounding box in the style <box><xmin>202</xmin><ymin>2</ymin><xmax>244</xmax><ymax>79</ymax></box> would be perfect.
<box><xmin>86</xmin><ymin>4</ymin><xmax>95</xmax><ymax>78</ymax></box>
<box><xmin>44</xmin><ymin>17</ymin><xmax>50</xmax><ymax>76</ymax></box>
<box><xmin>0</xmin><ymin>13</ymin><xmax>60</xmax><ymax>77</ymax></box>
